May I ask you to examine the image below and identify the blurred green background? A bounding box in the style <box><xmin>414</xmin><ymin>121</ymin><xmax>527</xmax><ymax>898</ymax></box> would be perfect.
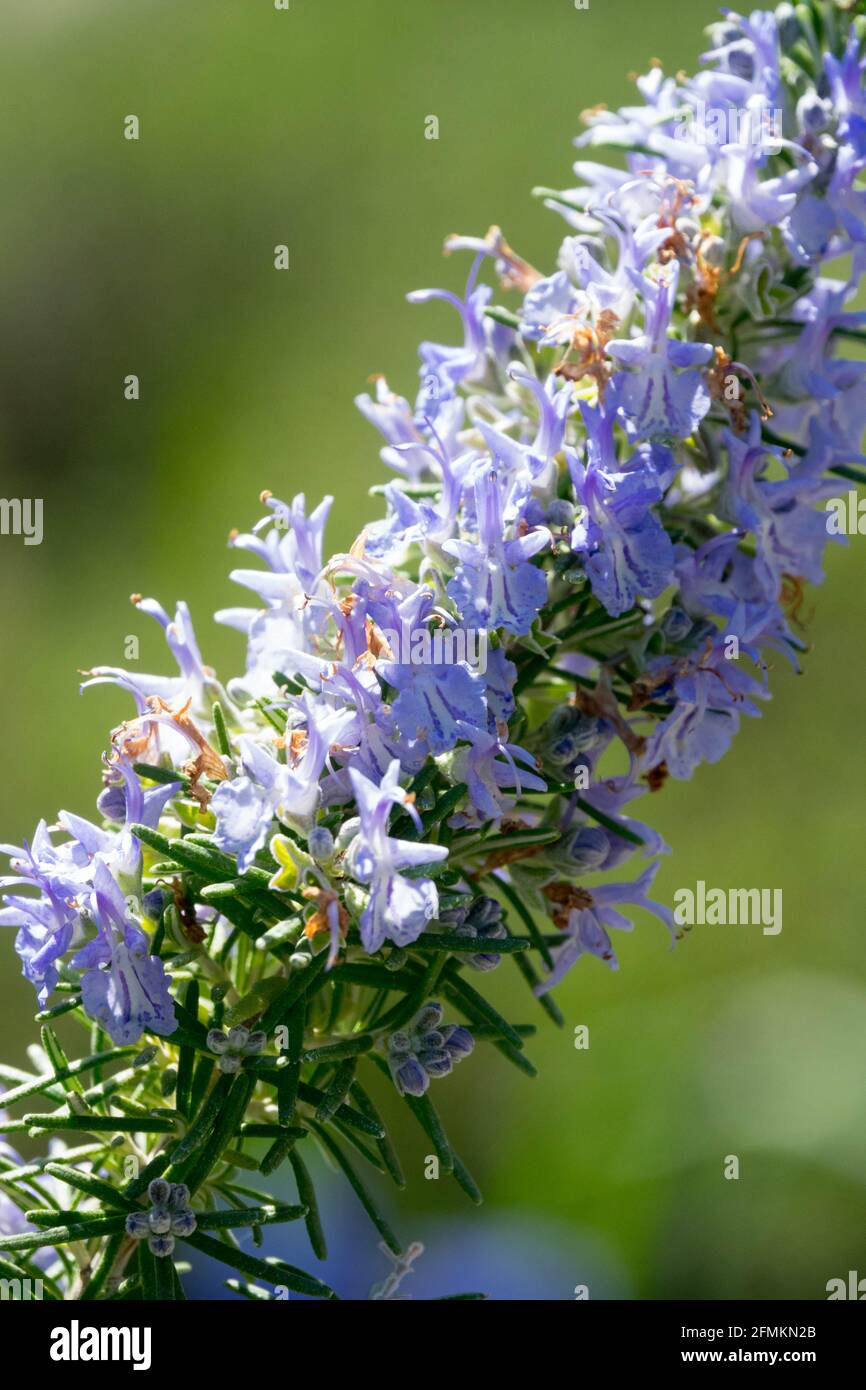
<box><xmin>2</xmin><ymin>0</ymin><xmax>865</xmax><ymax>1299</ymax></box>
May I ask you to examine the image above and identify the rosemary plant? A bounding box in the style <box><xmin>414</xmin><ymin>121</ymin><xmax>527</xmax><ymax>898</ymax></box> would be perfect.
<box><xmin>2</xmin><ymin>0</ymin><xmax>865</xmax><ymax>1300</ymax></box>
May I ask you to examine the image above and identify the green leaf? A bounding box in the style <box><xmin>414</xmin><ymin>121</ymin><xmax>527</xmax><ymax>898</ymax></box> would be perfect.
<box><xmin>197</xmin><ymin>1203</ymin><xmax>306</xmax><ymax>1230</ymax></box>
<box><xmin>224</xmin><ymin>1278</ymin><xmax>271</xmax><ymax>1299</ymax></box>
<box><xmin>219</xmin><ymin>1147</ymin><xmax>260</xmax><ymax>1172</ymax></box>
<box><xmin>132</xmin><ymin>762</ymin><xmax>188</xmax><ymax>788</ymax></box>
<box><xmin>171</xmin><ymin>993</ymin><xmax>209</xmax><ymax>1043</ymax></box>
<box><xmin>259</xmin><ymin>1128</ymin><xmax>302</xmax><ymax>1177</ymax></box>
<box><xmin>491</xmin><ymin>1038</ymin><xmax>538</xmax><ymax>1077</ymax></box>
<box><xmin>0</xmin><ymin>1213</ymin><xmax>128</xmax><ymax>1253</ymax></box>
<box><xmin>223</xmin><ymin>977</ymin><xmax>287</xmax><ymax>1027</ymax></box>
<box><xmin>829</xmin><ymin>463</ymin><xmax>866</xmax><ymax>487</ymax></box>
<box><xmin>451</xmin><ymin>1151</ymin><xmax>483</xmax><ymax>1205</ymax></box>
<box><xmin>80</xmin><ymin>1230</ymin><xmax>125</xmax><ymax>1301</ymax></box>
<box><xmin>0</xmin><ymin>1251</ymin><xmax>29</xmax><ymax>1280</ymax></box>
<box><xmin>0</xmin><ymin>1144</ymin><xmax>103</xmax><ymax>1183</ymax></box>
<box><xmin>491</xmin><ymin>875</ymin><xmax>553</xmax><ymax>969</ymax></box>
<box><xmin>0</xmin><ymin>1047</ymin><xmax>135</xmax><ymax>1107</ymax></box>
<box><xmin>34</xmin><ymin>996</ymin><xmax>83</xmax><ymax>1023</ymax></box>
<box><xmin>43</xmin><ymin>1162</ymin><xmax>132</xmax><ymax>1211</ymax></box>
<box><xmin>512</xmin><ymin>951</ymin><xmax>564</xmax><ymax>1027</ymax></box>
<box><xmin>373</xmin><ymin>953</ymin><xmax>446</xmax><ymax>1033</ymax></box>
<box><xmin>277</xmin><ymin>1000</ymin><xmax>305</xmax><ymax>1127</ymax></box>
<box><xmin>259</xmin><ymin>951</ymin><xmax>330</xmax><ymax>1034</ymax></box>
<box><xmin>451</xmin><ymin>827</ymin><xmax>560</xmax><ymax>861</ymax></box>
<box><xmin>26</xmin><ymin>1207</ymin><xmax>106</xmax><ymax>1226</ymax></box>
<box><xmin>312</xmin><ymin>1124</ymin><xmax>402</xmax><ymax>1256</ymax></box>
<box><xmin>189</xmin><ymin>1071</ymin><xmax>257</xmax><ymax>1193</ymax></box>
<box><xmin>302</xmin><ymin>1035</ymin><xmax>374</xmax><ymax>1063</ymax></box>
<box><xmin>175</xmin><ymin>978</ymin><xmax>199</xmax><ymax>1120</ymax></box>
<box><xmin>23</xmin><ymin>1113</ymin><xmax>176</xmax><ymax>1136</ymax></box>
<box><xmin>330</xmin><ymin>1117</ymin><xmax>388</xmax><ymax>1172</ymax></box>
<box><xmin>411</xmin><ymin>931</ymin><xmax>531</xmax><ymax>955</ymax></box>
<box><xmin>329</xmin><ymin>962</ymin><xmax>413</xmax><ymax>990</ymax></box>
<box><xmin>138</xmin><ymin>1243</ymin><xmax>178</xmax><ymax>1301</ymax></box>
<box><xmin>484</xmin><ymin>305</ymin><xmax>521</xmax><ymax>329</ymax></box>
<box><xmin>400</xmin><ymin>1090</ymin><xmax>455</xmax><ymax>1174</ymax></box>
<box><xmin>174</xmin><ymin>1072</ymin><xmax>255</xmax><ymax>1194</ymax></box>
<box><xmin>443</xmin><ymin>968</ymin><xmax>526</xmax><ymax>1050</ymax></box>
<box><xmin>168</xmin><ymin>1072</ymin><xmax>236</xmax><ymax>1166</ymax></box>
<box><xmin>183</xmin><ymin>1230</ymin><xmax>337</xmax><ymax>1299</ymax></box>
<box><xmin>237</xmin><ymin>1123</ymin><xmax>307</xmax><ymax>1139</ymax></box>
<box><xmin>405</xmin><ymin>782</ymin><xmax>468</xmax><ymax>840</ymax></box>
<box><xmin>41</xmin><ymin>1025</ymin><xmax>85</xmax><ymax>1097</ymax></box>
<box><xmin>315</xmin><ymin>1058</ymin><xmax>358</xmax><ymax>1123</ymax></box>
<box><xmin>211</xmin><ymin>701</ymin><xmax>231</xmax><ymax>757</ymax></box>
<box><xmin>288</xmin><ymin>1147</ymin><xmax>327</xmax><ymax>1260</ymax></box>
<box><xmin>189</xmin><ymin>1055</ymin><xmax>216</xmax><ymax>1117</ymax></box>
<box><xmin>350</xmin><ymin>1081</ymin><xmax>405</xmax><ymax>1188</ymax></box>
<box><xmin>122</xmin><ymin>1149</ymin><xmax>172</xmax><ymax>1202</ymax></box>
<box><xmin>132</xmin><ymin>824</ymin><xmax>238</xmax><ymax>879</ymax></box>
<box><xmin>574</xmin><ymin>795</ymin><xmax>644</xmax><ymax>846</ymax></box>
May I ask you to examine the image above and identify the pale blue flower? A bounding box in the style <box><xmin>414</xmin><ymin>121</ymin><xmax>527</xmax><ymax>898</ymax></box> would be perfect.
<box><xmin>346</xmin><ymin>761</ymin><xmax>448</xmax><ymax>954</ymax></box>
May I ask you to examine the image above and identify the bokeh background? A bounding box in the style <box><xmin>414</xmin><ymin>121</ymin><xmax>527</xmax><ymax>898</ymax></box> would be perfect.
<box><xmin>2</xmin><ymin>0</ymin><xmax>865</xmax><ymax>1300</ymax></box>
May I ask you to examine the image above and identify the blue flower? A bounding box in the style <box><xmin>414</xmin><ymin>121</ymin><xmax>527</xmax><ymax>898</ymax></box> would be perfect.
<box><xmin>408</xmin><ymin>256</ymin><xmax>503</xmax><ymax>415</ymax></box>
<box><xmin>233</xmin><ymin>491</ymin><xmax>332</xmax><ymax>592</ymax></box>
<box><xmin>824</xmin><ymin>25</ymin><xmax>866</xmax><ymax>158</ymax></box>
<box><xmin>641</xmin><ymin>637</ymin><xmax>769</xmax><ymax>781</ymax></box>
<box><xmin>672</xmin><ymin>532</ymin><xmax>803</xmax><ymax>669</ymax></box>
<box><xmin>474</xmin><ymin>366</ymin><xmax>571</xmax><ymax>492</ymax></box>
<box><xmin>346</xmin><ymin>761</ymin><xmax>448</xmax><ymax>954</ymax></box>
<box><xmin>725</xmin><ymin>142</ymin><xmax>818</xmax><ymax>239</ymax></box>
<box><xmin>607</xmin><ymin>265</ymin><xmax>713</xmax><ymax>441</ymax></box>
<box><xmin>444</xmin><ymin>468</ymin><xmax>550</xmax><ymax>635</ymax></box>
<box><xmin>72</xmin><ymin>861</ymin><xmax>175</xmax><ymax>1045</ymax></box>
<box><xmin>96</xmin><ymin>754</ymin><xmax>181</xmax><ymax>831</ymax></box>
<box><xmin>536</xmin><ymin>861</ymin><xmax>675</xmax><ymax>992</ymax></box>
<box><xmin>382</xmin><ymin>660</ymin><xmax>487</xmax><ymax>757</ymax></box>
<box><xmin>212</xmin><ymin>698</ymin><xmax>352</xmax><ymax>868</ymax></box>
<box><xmin>1</xmin><ymin>826</ymin><xmax>95</xmax><ymax>1007</ymax></box>
<box><xmin>559</xmin><ymin>772</ymin><xmax>670</xmax><ymax>874</ymax></box>
<box><xmin>356</xmin><ymin>376</ymin><xmax>466</xmax><ymax>483</ymax></box>
<box><xmin>374</xmin><ymin>588</ymin><xmax>488</xmax><ymax>756</ymax></box>
<box><xmin>569</xmin><ymin>397</ymin><xmax>675</xmax><ymax>616</ymax></box>
<box><xmin>82</xmin><ymin>598</ymin><xmax>218</xmax><ymax>717</ymax></box>
<box><xmin>448</xmin><ymin>723</ymin><xmax>546</xmax><ymax>828</ymax></box>
<box><xmin>721</xmin><ymin>414</ymin><xmax>839</xmax><ymax>596</ymax></box>
<box><xmin>482</xmin><ymin>646</ymin><xmax>518</xmax><ymax>728</ymax></box>
<box><xmin>210</xmin><ymin>737</ymin><xmax>284</xmax><ymax>871</ymax></box>
<box><xmin>1</xmin><ymin>753</ymin><xmax>181</xmax><ymax>1015</ymax></box>
<box><xmin>214</xmin><ymin>492</ymin><xmax>337</xmax><ymax>699</ymax></box>
<box><xmin>0</xmin><ymin>841</ymin><xmax>80</xmax><ymax>1007</ymax></box>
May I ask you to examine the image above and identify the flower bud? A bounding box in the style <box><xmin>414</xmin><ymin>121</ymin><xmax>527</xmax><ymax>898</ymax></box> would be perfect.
<box><xmin>308</xmin><ymin>826</ymin><xmax>335</xmax><ymax>861</ymax></box>
<box><xmin>148</xmin><ymin>1234</ymin><xmax>175</xmax><ymax>1259</ymax></box>
<box><xmin>441</xmin><ymin>1024</ymin><xmax>475</xmax><ymax>1059</ymax></box>
<box><xmin>420</xmin><ymin>1050</ymin><xmax>453</xmax><ymax>1078</ymax></box>
<box><xmin>797</xmin><ymin>93</ymin><xmax>832</xmax><ymax>134</ymax></box>
<box><xmin>125</xmin><ymin>1212</ymin><xmax>150</xmax><ymax>1240</ymax></box>
<box><xmin>170</xmin><ymin>1209</ymin><xmax>197</xmax><ymax>1237</ymax></box>
<box><xmin>148</xmin><ymin>1205</ymin><xmax>172</xmax><ymax>1235</ymax></box>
